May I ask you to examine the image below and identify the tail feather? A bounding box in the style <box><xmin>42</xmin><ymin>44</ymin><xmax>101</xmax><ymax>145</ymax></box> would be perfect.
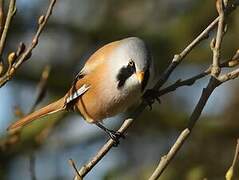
<box><xmin>7</xmin><ymin>97</ymin><xmax>66</xmax><ymax>131</ymax></box>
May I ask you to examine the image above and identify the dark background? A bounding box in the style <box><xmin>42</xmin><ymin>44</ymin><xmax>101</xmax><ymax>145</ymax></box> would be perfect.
<box><xmin>0</xmin><ymin>0</ymin><xmax>239</xmax><ymax>179</ymax></box>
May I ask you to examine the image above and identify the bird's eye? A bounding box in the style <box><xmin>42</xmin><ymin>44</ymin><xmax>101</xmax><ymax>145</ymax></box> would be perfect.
<box><xmin>128</xmin><ymin>60</ymin><xmax>134</xmax><ymax>67</ymax></box>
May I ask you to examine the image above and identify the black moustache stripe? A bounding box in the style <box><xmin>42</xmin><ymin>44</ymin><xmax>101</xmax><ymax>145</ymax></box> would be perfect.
<box><xmin>117</xmin><ymin>64</ymin><xmax>135</xmax><ymax>89</ymax></box>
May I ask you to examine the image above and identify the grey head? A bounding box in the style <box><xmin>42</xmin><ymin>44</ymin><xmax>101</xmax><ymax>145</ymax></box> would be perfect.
<box><xmin>108</xmin><ymin>37</ymin><xmax>153</xmax><ymax>92</ymax></box>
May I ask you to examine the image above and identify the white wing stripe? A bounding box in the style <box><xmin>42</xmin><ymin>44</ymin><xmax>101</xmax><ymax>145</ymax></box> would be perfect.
<box><xmin>66</xmin><ymin>84</ymin><xmax>90</xmax><ymax>104</ymax></box>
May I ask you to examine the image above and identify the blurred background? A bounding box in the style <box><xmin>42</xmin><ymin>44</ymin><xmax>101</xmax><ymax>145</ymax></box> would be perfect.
<box><xmin>0</xmin><ymin>0</ymin><xmax>239</xmax><ymax>179</ymax></box>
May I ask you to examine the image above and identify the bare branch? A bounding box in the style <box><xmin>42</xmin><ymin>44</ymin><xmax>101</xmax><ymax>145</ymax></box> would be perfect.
<box><xmin>148</xmin><ymin>1</ymin><xmax>239</xmax><ymax>179</ymax></box>
<box><xmin>74</xmin><ymin>119</ymin><xmax>133</xmax><ymax>179</ymax></box>
<box><xmin>149</xmin><ymin>129</ymin><xmax>190</xmax><ymax>180</ymax></box>
<box><xmin>152</xmin><ymin>0</ymin><xmax>238</xmax><ymax>91</ymax></box>
<box><xmin>0</xmin><ymin>0</ymin><xmax>56</xmax><ymax>87</ymax></box>
<box><xmin>221</xmin><ymin>49</ymin><xmax>239</xmax><ymax>67</ymax></box>
<box><xmin>218</xmin><ymin>67</ymin><xmax>239</xmax><ymax>82</ymax></box>
<box><xmin>149</xmin><ymin>77</ymin><xmax>222</xmax><ymax>180</ymax></box>
<box><xmin>153</xmin><ymin>16</ymin><xmax>218</xmax><ymax>90</ymax></box>
<box><xmin>211</xmin><ymin>0</ymin><xmax>225</xmax><ymax>77</ymax></box>
<box><xmin>0</xmin><ymin>0</ymin><xmax>16</xmax><ymax>56</ymax></box>
<box><xmin>30</xmin><ymin>65</ymin><xmax>51</xmax><ymax>112</ymax></box>
<box><xmin>159</xmin><ymin>48</ymin><xmax>239</xmax><ymax>97</ymax></box>
<box><xmin>158</xmin><ymin>70</ymin><xmax>209</xmax><ymax>97</ymax></box>
<box><xmin>0</xmin><ymin>0</ymin><xmax>4</xmax><ymax>36</ymax></box>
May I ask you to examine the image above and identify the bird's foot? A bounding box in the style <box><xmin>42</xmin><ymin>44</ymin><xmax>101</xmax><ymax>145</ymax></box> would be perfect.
<box><xmin>106</xmin><ymin>129</ymin><xmax>125</xmax><ymax>147</ymax></box>
<box><xmin>95</xmin><ymin>122</ymin><xmax>125</xmax><ymax>147</ymax></box>
<box><xmin>142</xmin><ymin>89</ymin><xmax>161</xmax><ymax>110</ymax></box>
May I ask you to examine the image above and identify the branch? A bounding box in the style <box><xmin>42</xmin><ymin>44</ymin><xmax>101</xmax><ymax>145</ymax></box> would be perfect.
<box><xmin>225</xmin><ymin>139</ymin><xmax>239</xmax><ymax>180</ymax></box>
<box><xmin>73</xmin><ymin>2</ymin><xmax>239</xmax><ymax>179</ymax></box>
<box><xmin>0</xmin><ymin>0</ymin><xmax>4</xmax><ymax>36</ymax></box>
<box><xmin>30</xmin><ymin>65</ymin><xmax>51</xmax><ymax>113</ymax></box>
<box><xmin>73</xmin><ymin>119</ymin><xmax>133</xmax><ymax>179</ymax></box>
<box><xmin>0</xmin><ymin>0</ymin><xmax>16</xmax><ymax>56</ymax></box>
<box><xmin>149</xmin><ymin>129</ymin><xmax>190</xmax><ymax>179</ymax></box>
<box><xmin>218</xmin><ymin>67</ymin><xmax>239</xmax><ymax>82</ymax></box>
<box><xmin>153</xmin><ymin>16</ymin><xmax>217</xmax><ymax>90</ymax></box>
<box><xmin>153</xmin><ymin>0</ymin><xmax>238</xmax><ymax>90</ymax></box>
<box><xmin>148</xmin><ymin>2</ymin><xmax>239</xmax><ymax>179</ymax></box>
<box><xmin>149</xmin><ymin>77</ymin><xmax>221</xmax><ymax>180</ymax></box>
<box><xmin>211</xmin><ymin>0</ymin><xmax>225</xmax><ymax>77</ymax></box>
<box><xmin>0</xmin><ymin>0</ymin><xmax>56</xmax><ymax>87</ymax></box>
<box><xmin>159</xmin><ymin>48</ymin><xmax>239</xmax><ymax>96</ymax></box>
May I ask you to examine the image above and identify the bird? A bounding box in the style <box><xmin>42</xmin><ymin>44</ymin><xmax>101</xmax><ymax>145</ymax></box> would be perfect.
<box><xmin>7</xmin><ymin>37</ymin><xmax>154</xmax><ymax>144</ymax></box>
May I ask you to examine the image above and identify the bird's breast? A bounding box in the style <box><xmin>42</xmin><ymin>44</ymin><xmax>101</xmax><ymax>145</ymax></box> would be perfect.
<box><xmin>75</xmin><ymin>71</ymin><xmax>141</xmax><ymax>123</ymax></box>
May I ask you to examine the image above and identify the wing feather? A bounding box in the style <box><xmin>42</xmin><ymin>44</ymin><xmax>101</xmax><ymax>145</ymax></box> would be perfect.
<box><xmin>65</xmin><ymin>84</ymin><xmax>90</xmax><ymax>104</ymax></box>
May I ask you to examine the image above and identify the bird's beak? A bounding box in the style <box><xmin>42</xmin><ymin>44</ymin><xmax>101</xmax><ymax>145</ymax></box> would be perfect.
<box><xmin>136</xmin><ymin>71</ymin><xmax>144</xmax><ymax>83</ymax></box>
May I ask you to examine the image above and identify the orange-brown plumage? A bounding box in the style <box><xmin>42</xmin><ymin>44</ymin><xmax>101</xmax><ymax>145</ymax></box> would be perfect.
<box><xmin>7</xmin><ymin>37</ymin><xmax>153</xmax><ymax>132</ymax></box>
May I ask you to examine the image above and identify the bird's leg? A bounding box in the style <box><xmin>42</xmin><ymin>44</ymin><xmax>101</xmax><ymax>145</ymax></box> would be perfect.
<box><xmin>142</xmin><ymin>89</ymin><xmax>161</xmax><ymax>110</ymax></box>
<box><xmin>95</xmin><ymin>122</ymin><xmax>125</xmax><ymax>147</ymax></box>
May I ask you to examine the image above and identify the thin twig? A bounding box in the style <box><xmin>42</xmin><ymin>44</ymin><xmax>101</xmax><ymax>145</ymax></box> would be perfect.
<box><xmin>0</xmin><ymin>0</ymin><xmax>56</xmax><ymax>87</ymax></box>
<box><xmin>74</xmin><ymin>119</ymin><xmax>133</xmax><ymax>179</ymax></box>
<box><xmin>148</xmin><ymin>1</ymin><xmax>234</xmax><ymax>179</ymax></box>
<box><xmin>0</xmin><ymin>0</ymin><xmax>16</xmax><ymax>56</ymax></box>
<box><xmin>158</xmin><ymin>71</ymin><xmax>208</xmax><ymax>96</ymax></box>
<box><xmin>159</xmin><ymin>49</ymin><xmax>239</xmax><ymax>97</ymax></box>
<box><xmin>153</xmin><ymin>17</ymin><xmax>217</xmax><ymax>91</ymax></box>
<box><xmin>211</xmin><ymin>0</ymin><xmax>225</xmax><ymax>77</ymax></box>
<box><xmin>149</xmin><ymin>129</ymin><xmax>190</xmax><ymax>180</ymax></box>
<box><xmin>30</xmin><ymin>65</ymin><xmax>51</xmax><ymax>112</ymax></box>
<box><xmin>0</xmin><ymin>0</ymin><xmax>4</xmax><ymax>36</ymax></box>
<box><xmin>225</xmin><ymin>139</ymin><xmax>239</xmax><ymax>180</ymax></box>
<box><xmin>151</xmin><ymin>0</ymin><xmax>237</xmax><ymax>91</ymax></box>
<box><xmin>149</xmin><ymin>77</ymin><xmax>221</xmax><ymax>180</ymax></box>
<box><xmin>218</xmin><ymin>67</ymin><xmax>239</xmax><ymax>82</ymax></box>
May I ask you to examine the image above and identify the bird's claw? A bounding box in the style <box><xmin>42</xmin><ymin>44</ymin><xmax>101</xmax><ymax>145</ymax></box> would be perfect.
<box><xmin>107</xmin><ymin>130</ymin><xmax>125</xmax><ymax>147</ymax></box>
<box><xmin>143</xmin><ymin>89</ymin><xmax>161</xmax><ymax>110</ymax></box>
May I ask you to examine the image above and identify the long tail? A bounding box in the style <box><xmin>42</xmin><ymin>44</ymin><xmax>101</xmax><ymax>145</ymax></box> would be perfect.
<box><xmin>7</xmin><ymin>97</ymin><xmax>66</xmax><ymax>131</ymax></box>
